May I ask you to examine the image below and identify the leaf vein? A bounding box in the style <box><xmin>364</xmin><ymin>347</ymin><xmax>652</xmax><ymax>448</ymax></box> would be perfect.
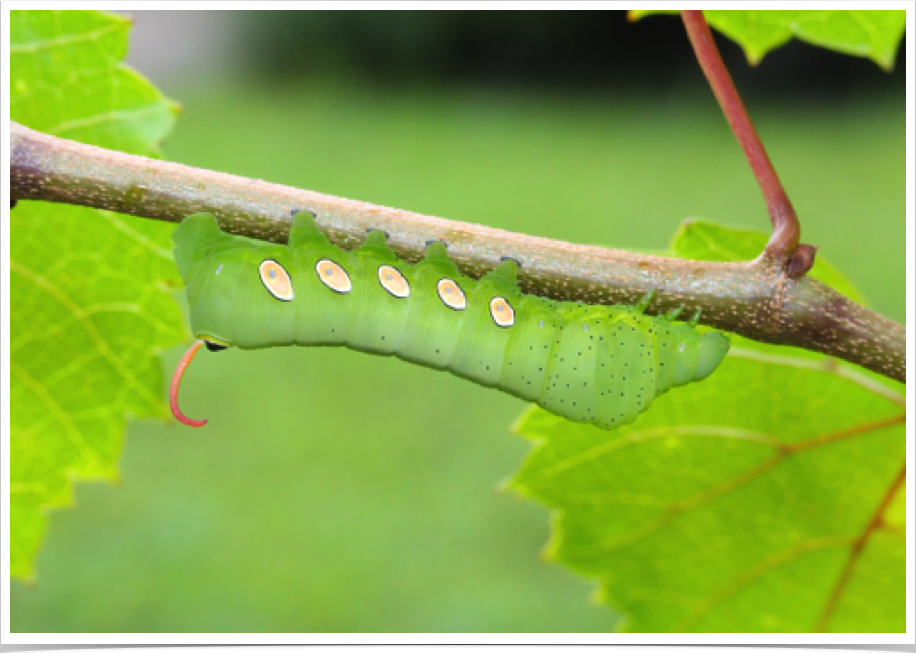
<box><xmin>45</xmin><ymin>103</ymin><xmax>166</xmax><ymax>138</ymax></box>
<box><xmin>672</xmin><ymin>535</ymin><xmax>854</xmax><ymax>632</ymax></box>
<box><xmin>11</xmin><ymin>362</ymin><xmax>106</xmax><ymax>470</ymax></box>
<box><xmin>10</xmin><ymin>21</ymin><xmax>125</xmax><ymax>54</ymax></box>
<box><xmin>728</xmin><ymin>347</ymin><xmax>904</xmax><ymax>406</ymax></box>
<box><xmin>564</xmin><ymin>415</ymin><xmax>900</xmax><ymax>558</ymax></box>
<box><xmin>97</xmin><ymin>211</ymin><xmax>175</xmax><ymax>260</ymax></box>
<box><xmin>814</xmin><ymin>463</ymin><xmax>906</xmax><ymax>632</ymax></box>
<box><xmin>534</xmin><ymin>426</ymin><xmax>780</xmax><ymax>482</ymax></box>
<box><xmin>11</xmin><ymin>261</ymin><xmax>163</xmax><ymax>414</ymax></box>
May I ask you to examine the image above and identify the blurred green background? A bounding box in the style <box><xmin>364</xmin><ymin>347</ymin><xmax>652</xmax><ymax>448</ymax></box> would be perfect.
<box><xmin>11</xmin><ymin>11</ymin><xmax>904</xmax><ymax>633</ymax></box>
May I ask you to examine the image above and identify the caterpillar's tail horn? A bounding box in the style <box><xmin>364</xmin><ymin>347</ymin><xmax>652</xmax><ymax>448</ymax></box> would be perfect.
<box><xmin>170</xmin><ymin>339</ymin><xmax>208</xmax><ymax>427</ymax></box>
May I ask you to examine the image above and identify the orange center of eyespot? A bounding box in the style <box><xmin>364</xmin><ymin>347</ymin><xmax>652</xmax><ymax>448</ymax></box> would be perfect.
<box><xmin>316</xmin><ymin>259</ymin><xmax>352</xmax><ymax>293</ymax></box>
<box><xmin>489</xmin><ymin>297</ymin><xmax>515</xmax><ymax>327</ymax></box>
<box><xmin>378</xmin><ymin>265</ymin><xmax>410</xmax><ymax>298</ymax></box>
<box><xmin>437</xmin><ymin>278</ymin><xmax>466</xmax><ymax>310</ymax></box>
<box><xmin>259</xmin><ymin>260</ymin><xmax>294</xmax><ymax>301</ymax></box>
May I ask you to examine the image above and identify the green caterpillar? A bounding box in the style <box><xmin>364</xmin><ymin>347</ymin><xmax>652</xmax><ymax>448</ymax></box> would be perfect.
<box><xmin>170</xmin><ymin>211</ymin><xmax>730</xmax><ymax>428</ymax></box>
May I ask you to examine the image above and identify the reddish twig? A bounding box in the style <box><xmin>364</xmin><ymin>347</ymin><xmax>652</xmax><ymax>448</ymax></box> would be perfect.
<box><xmin>681</xmin><ymin>11</ymin><xmax>804</xmax><ymax>270</ymax></box>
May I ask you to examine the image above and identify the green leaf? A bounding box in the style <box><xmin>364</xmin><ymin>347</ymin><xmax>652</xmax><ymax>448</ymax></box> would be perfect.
<box><xmin>511</xmin><ymin>341</ymin><xmax>904</xmax><ymax>632</ymax></box>
<box><xmin>10</xmin><ymin>10</ymin><xmax>177</xmax><ymax>151</ymax></box>
<box><xmin>670</xmin><ymin>219</ymin><xmax>867</xmax><ymax>305</ymax></box>
<box><xmin>510</xmin><ymin>222</ymin><xmax>905</xmax><ymax>632</ymax></box>
<box><xmin>631</xmin><ymin>10</ymin><xmax>906</xmax><ymax>70</ymax></box>
<box><xmin>10</xmin><ymin>9</ymin><xmax>185</xmax><ymax>581</ymax></box>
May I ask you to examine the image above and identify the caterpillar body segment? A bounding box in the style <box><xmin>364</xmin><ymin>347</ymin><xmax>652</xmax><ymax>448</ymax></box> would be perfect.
<box><xmin>171</xmin><ymin>212</ymin><xmax>730</xmax><ymax>429</ymax></box>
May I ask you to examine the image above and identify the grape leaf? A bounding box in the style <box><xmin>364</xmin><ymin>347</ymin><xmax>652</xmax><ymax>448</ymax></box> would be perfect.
<box><xmin>630</xmin><ymin>10</ymin><xmax>906</xmax><ymax>70</ymax></box>
<box><xmin>510</xmin><ymin>222</ymin><xmax>905</xmax><ymax>632</ymax></box>
<box><xmin>10</xmin><ymin>10</ymin><xmax>185</xmax><ymax>581</ymax></box>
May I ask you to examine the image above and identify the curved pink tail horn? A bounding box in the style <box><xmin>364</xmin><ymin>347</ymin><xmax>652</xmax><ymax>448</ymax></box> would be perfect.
<box><xmin>170</xmin><ymin>340</ymin><xmax>208</xmax><ymax>427</ymax></box>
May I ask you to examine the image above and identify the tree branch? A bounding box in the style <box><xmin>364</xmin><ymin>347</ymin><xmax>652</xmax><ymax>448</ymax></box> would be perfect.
<box><xmin>681</xmin><ymin>11</ymin><xmax>805</xmax><ymax>269</ymax></box>
<box><xmin>10</xmin><ymin>120</ymin><xmax>905</xmax><ymax>383</ymax></box>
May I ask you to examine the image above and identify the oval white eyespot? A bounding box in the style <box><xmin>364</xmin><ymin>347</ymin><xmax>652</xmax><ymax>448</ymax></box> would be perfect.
<box><xmin>258</xmin><ymin>259</ymin><xmax>294</xmax><ymax>301</ymax></box>
<box><xmin>437</xmin><ymin>278</ymin><xmax>466</xmax><ymax>310</ymax></box>
<box><xmin>489</xmin><ymin>296</ymin><xmax>515</xmax><ymax>328</ymax></box>
<box><xmin>378</xmin><ymin>265</ymin><xmax>410</xmax><ymax>298</ymax></box>
<box><xmin>316</xmin><ymin>259</ymin><xmax>352</xmax><ymax>294</ymax></box>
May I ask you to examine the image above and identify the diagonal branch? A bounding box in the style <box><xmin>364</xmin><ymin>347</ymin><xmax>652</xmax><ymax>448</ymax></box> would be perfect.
<box><xmin>9</xmin><ymin>120</ymin><xmax>905</xmax><ymax>383</ymax></box>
